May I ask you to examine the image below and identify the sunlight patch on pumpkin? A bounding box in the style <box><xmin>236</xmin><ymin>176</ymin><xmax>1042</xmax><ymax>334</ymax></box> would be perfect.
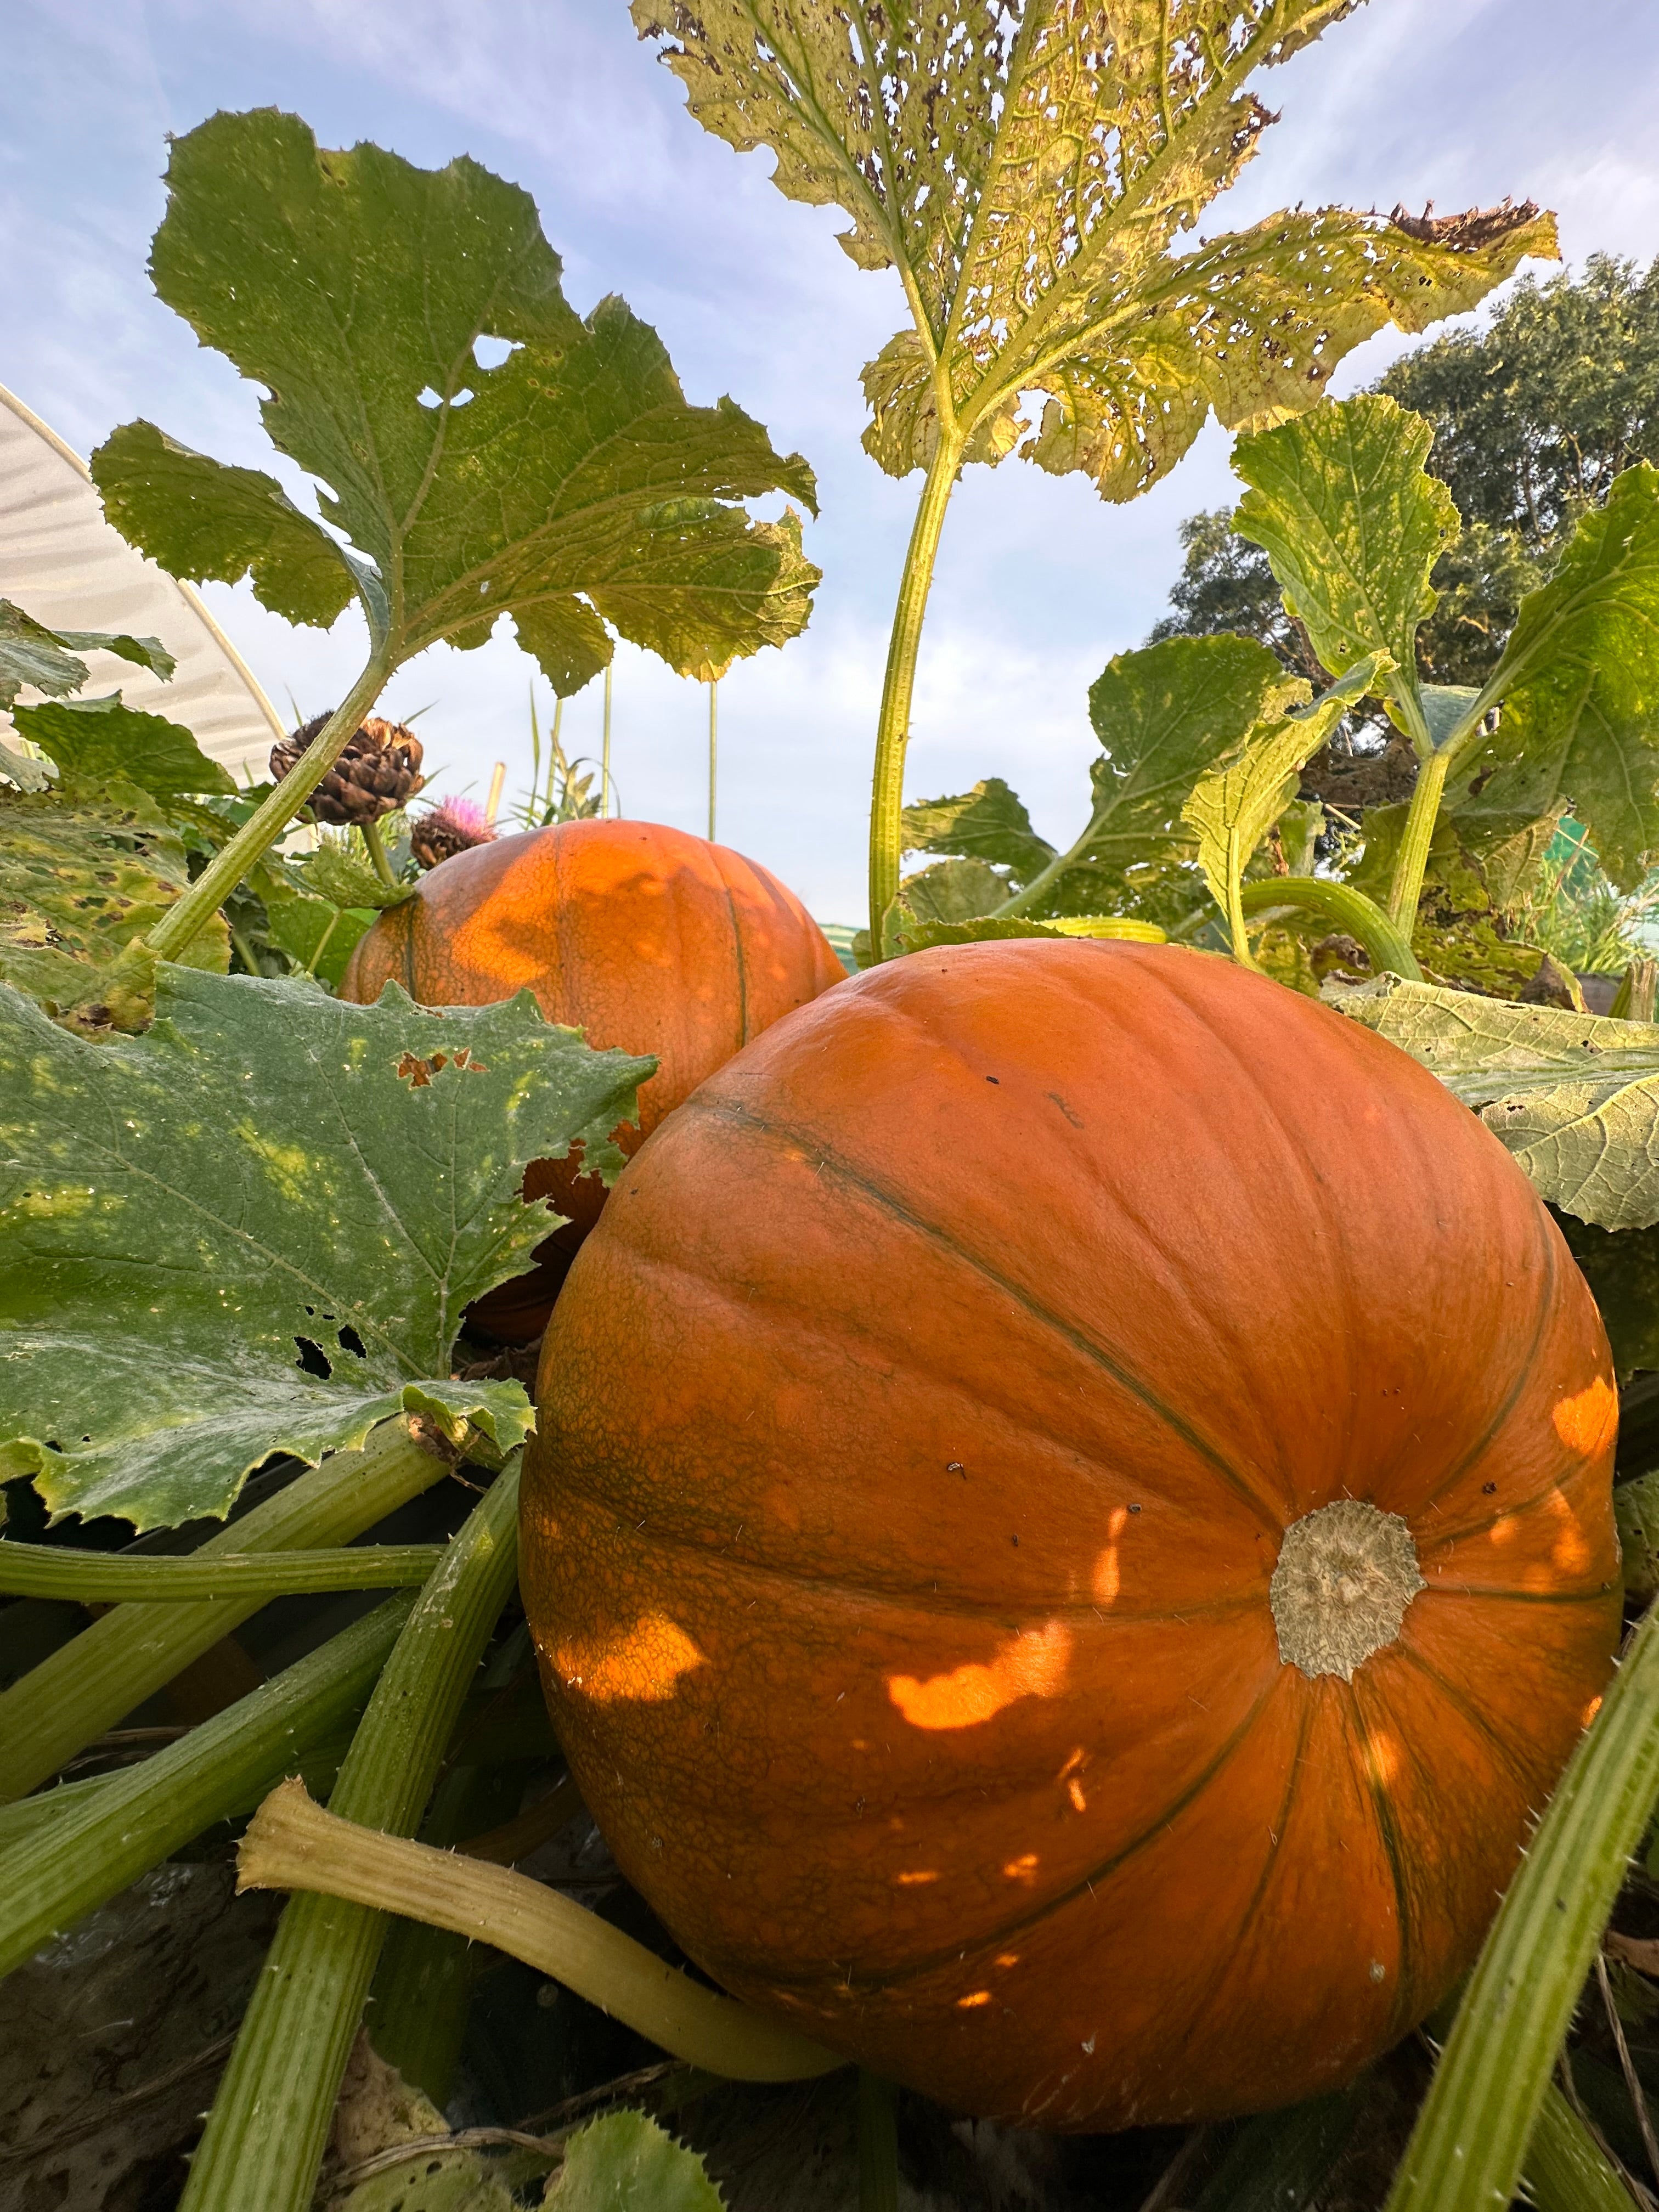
<box><xmin>1553</xmin><ymin>1376</ymin><xmax>1618</xmax><ymax>1458</ymax></box>
<box><xmin>894</xmin><ymin>1869</ymin><xmax>939</xmax><ymax>1886</ymax></box>
<box><xmin>1091</xmin><ymin>1506</ymin><xmax>1130</xmax><ymax>1604</ymax></box>
<box><xmin>1002</xmin><ymin>1853</ymin><xmax>1040</xmax><ymax>1884</ymax></box>
<box><xmin>554</xmin><ymin>1612</ymin><xmax>705</xmax><ymax>1703</ymax></box>
<box><xmin>956</xmin><ymin>1990</ymin><xmax>993</xmax><ymax>2009</ymax></box>
<box><xmin>887</xmin><ymin>1621</ymin><xmax>1071</xmax><ymax>1730</ymax></box>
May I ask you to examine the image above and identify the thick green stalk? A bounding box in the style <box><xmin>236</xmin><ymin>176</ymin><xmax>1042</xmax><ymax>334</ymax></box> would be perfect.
<box><xmin>0</xmin><ymin>1416</ymin><xmax>450</xmax><ymax>1802</ymax></box>
<box><xmin>236</xmin><ymin>1777</ymin><xmax>842</xmax><ymax>2083</ymax></box>
<box><xmin>1525</xmin><ymin>2084</ymin><xmax>1641</xmax><ymax>2212</ymax></box>
<box><xmin>858</xmin><ymin>2073</ymin><xmax>900</xmax><ymax>2212</ymax></box>
<box><xmin>0</xmin><ymin>1538</ymin><xmax>441</xmax><ymax>1603</ymax></box>
<box><xmin>179</xmin><ymin>1460</ymin><xmax>523</xmax><ymax>2212</ymax></box>
<box><xmin>1238</xmin><ymin>877</ymin><xmax>1424</xmax><ymax>982</ymax></box>
<box><xmin>143</xmin><ymin>647</ymin><xmax>393</xmax><ymax>964</ymax></box>
<box><xmin>0</xmin><ymin>1595</ymin><xmax>414</xmax><ymax>1982</ymax></box>
<box><xmin>1384</xmin><ymin>744</ymin><xmax>1453</xmax><ymax>935</ymax></box>
<box><xmin>1384</xmin><ymin>1602</ymin><xmax>1659</xmax><ymax>2212</ymax></box>
<box><xmin>868</xmin><ymin>437</ymin><xmax>962</xmax><ymax>954</ymax></box>
<box><xmin>362</xmin><ymin>815</ymin><xmax>399</xmax><ymax>893</ymax></box>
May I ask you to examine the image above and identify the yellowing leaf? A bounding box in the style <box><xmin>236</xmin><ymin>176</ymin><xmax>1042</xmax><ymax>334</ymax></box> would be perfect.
<box><xmin>0</xmin><ymin>970</ymin><xmax>653</xmax><ymax>1527</ymax></box>
<box><xmin>1338</xmin><ymin>976</ymin><xmax>1659</xmax><ymax>1228</ymax></box>
<box><xmin>1184</xmin><ymin>653</ymin><xmax>1391</xmax><ymax>922</ymax></box>
<box><xmin>636</xmin><ymin>4</ymin><xmax>1555</xmax><ymax>500</ymax></box>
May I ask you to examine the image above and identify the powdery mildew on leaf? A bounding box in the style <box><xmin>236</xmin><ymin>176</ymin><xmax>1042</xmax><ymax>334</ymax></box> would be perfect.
<box><xmin>0</xmin><ymin>969</ymin><xmax>653</xmax><ymax>1527</ymax></box>
<box><xmin>1339</xmin><ymin>975</ymin><xmax>1659</xmax><ymax>1229</ymax></box>
<box><xmin>634</xmin><ymin>2</ymin><xmax>1555</xmax><ymax>500</ymax></box>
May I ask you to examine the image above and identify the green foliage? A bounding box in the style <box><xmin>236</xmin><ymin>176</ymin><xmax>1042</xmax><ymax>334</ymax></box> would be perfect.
<box><xmin>0</xmin><ymin>597</ymin><xmax>174</xmax><ymax>713</ymax></box>
<box><xmin>1467</xmin><ymin>462</ymin><xmax>1659</xmax><ymax>886</ymax></box>
<box><xmin>12</xmin><ymin>692</ymin><xmax>234</xmax><ymax>798</ymax></box>
<box><xmin>901</xmin><ymin>777</ymin><xmax>1056</xmax><ymax>888</ymax></box>
<box><xmin>1234</xmin><ymin>396</ymin><xmax>1458</xmax><ymax>745</ymax></box>
<box><xmin>1337</xmin><ymin>977</ymin><xmax>1659</xmax><ymax>1228</ymax></box>
<box><xmin>547</xmin><ymin>2111</ymin><xmax>725</xmax><ymax>2211</ymax></box>
<box><xmin>1183</xmin><ymin>654</ymin><xmax>1390</xmax><ymax>949</ymax></box>
<box><xmin>0</xmin><ymin>778</ymin><xmax>230</xmax><ymax>1023</ymax></box>
<box><xmin>93</xmin><ymin>111</ymin><xmax>820</xmax><ymax>694</ymax></box>
<box><xmin>0</xmin><ymin>968</ymin><xmax>652</xmax><ymax>1527</ymax></box>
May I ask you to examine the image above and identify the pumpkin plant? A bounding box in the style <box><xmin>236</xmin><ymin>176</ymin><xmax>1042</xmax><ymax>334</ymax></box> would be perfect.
<box><xmin>632</xmin><ymin>0</ymin><xmax>1554</xmax><ymax>952</ymax></box>
<box><xmin>25</xmin><ymin>104</ymin><xmax>821</xmax><ymax>1029</ymax></box>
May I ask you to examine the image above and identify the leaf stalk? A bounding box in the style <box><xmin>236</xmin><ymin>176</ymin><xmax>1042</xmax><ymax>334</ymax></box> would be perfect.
<box><xmin>179</xmin><ymin>1458</ymin><xmax>522</xmax><ymax>2212</ymax></box>
<box><xmin>236</xmin><ymin>1776</ymin><xmax>843</xmax><ymax>2084</ymax></box>
<box><xmin>1384</xmin><ymin>744</ymin><xmax>1454</xmax><ymax>935</ymax></box>
<box><xmin>869</xmin><ymin>436</ymin><xmax>962</xmax><ymax>953</ymax></box>
<box><xmin>1238</xmin><ymin>877</ymin><xmax>1423</xmax><ymax>981</ymax></box>
<box><xmin>0</xmin><ymin>1538</ymin><xmax>442</xmax><ymax>1603</ymax></box>
<box><xmin>142</xmin><ymin>644</ymin><xmax>395</xmax><ymax>966</ymax></box>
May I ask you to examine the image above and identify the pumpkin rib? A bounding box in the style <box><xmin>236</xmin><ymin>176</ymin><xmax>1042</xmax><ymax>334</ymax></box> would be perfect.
<box><xmin>1148</xmin><ymin>1685</ymin><xmax>1316</xmax><ymax>2081</ymax></box>
<box><xmin>723</xmin><ymin>878</ymin><xmax>750</xmax><ymax>1051</ymax></box>
<box><xmin>675</xmin><ymin>1090</ymin><xmax>1282</xmax><ymax>1528</ymax></box>
<box><xmin>1345</xmin><ymin>1684</ymin><xmax>1423</xmax><ymax>2035</ymax></box>
<box><xmin>756</xmin><ymin>1661</ymin><xmax>1286</xmax><ymax>1996</ymax></box>
<box><xmin>1416</xmin><ymin>1459</ymin><xmax>1611</xmax><ymax>1556</ymax></box>
<box><xmin>560</xmin><ymin>1239</ymin><xmax>1274</xmax><ymax>1606</ymax></box>
<box><xmin>1413</xmin><ymin>1581</ymin><xmax>1614</xmax><ymax>1608</ymax></box>
<box><xmin>1386</xmin><ymin>1640</ymin><xmax>1544</xmax><ymax>1804</ymax></box>
<box><xmin>1408</xmin><ymin>1216</ymin><xmax>1561</xmax><ymax>1518</ymax></box>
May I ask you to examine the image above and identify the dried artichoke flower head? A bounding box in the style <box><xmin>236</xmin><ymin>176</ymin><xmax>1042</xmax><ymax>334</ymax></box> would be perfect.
<box><xmin>270</xmin><ymin>712</ymin><xmax>426</xmax><ymax>826</ymax></box>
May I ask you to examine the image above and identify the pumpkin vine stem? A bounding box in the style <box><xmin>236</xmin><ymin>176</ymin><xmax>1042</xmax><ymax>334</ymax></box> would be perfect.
<box><xmin>1384</xmin><ymin>744</ymin><xmax>1454</xmax><ymax>936</ymax></box>
<box><xmin>362</xmin><ymin>814</ymin><xmax>400</xmax><ymax>894</ymax></box>
<box><xmin>234</xmin><ymin>1777</ymin><xmax>843</xmax><ymax>2083</ymax></box>
<box><xmin>1237</xmin><ymin>877</ymin><xmax>1424</xmax><ymax>983</ymax></box>
<box><xmin>869</xmin><ymin>435</ymin><xmax>963</xmax><ymax>955</ymax></box>
<box><xmin>0</xmin><ymin>1414</ymin><xmax>453</xmax><ymax>1804</ymax></box>
<box><xmin>178</xmin><ymin>1456</ymin><xmax>524</xmax><ymax>2212</ymax></box>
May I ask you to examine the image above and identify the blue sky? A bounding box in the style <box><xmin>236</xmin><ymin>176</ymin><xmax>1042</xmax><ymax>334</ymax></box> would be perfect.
<box><xmin>4</xmin><ymin>0</ymin><xmax>1658</xmax><ymax>921</ymax></box>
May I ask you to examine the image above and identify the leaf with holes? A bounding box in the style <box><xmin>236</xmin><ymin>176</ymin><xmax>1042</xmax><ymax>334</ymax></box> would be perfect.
<box><xmin>0</xmin><ymin>968</ymin><xmax>653</xmax><ymax>1527</ymax></box>
<box><xmin>1336</xmin><ymin>975</ymin><xmax>1659</xmax><ymax>1228</ymax></box>
<box><xmin>635</xmin><ymin>4</ymin><xmax>1553</xmax><ymax>502</ymax></box>
<box><xmin>89</xmin><ymin>110</ymin><xmax>820</xmax><ymax>695</ymax></box>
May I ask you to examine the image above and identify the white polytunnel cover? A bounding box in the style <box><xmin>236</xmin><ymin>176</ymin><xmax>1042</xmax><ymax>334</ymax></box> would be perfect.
<box><xmin>0</xmin><ymin>380</ymin><xmax>286</xmax><ymax>783</ymax></box>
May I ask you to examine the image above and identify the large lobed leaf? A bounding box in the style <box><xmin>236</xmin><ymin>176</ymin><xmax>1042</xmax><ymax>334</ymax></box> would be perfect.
<box><xmin>91</xmin><ymin>111</ymin><xmax>820</xmax><ymax>693</ymax></box>
<box><xmin>0</xmin><ymin>969</ymin><xmax>653</xmax><ymax>1528</ymax></box>
<box><xmin>901</xmin><ymin>777</ymin><xmax>1056</xmax><ymax>888</ymax></box>
<box><xmin>546</xmin><ymin>2112</ymin><xmax>724</xmax><ymax>2210</ymax></box>
<box><xmin>1233</xmin><ymin>395</ymin><xmax>1458</xmax><ymax>735</ymax></box>
<box><xmin>12</xmin><ymin>692</ymin><xmax>234</xmax><ymax>798</ymax></box>
<box><xmin>1184</xmin><ymin>653</ymin><xmax>1390</xmax><ymax>919</ymax></box>
<box><xmin>635</xmin><ymin>3</ymin><xmax>1554</xmax><ymax>499</ymax></box>
<box><xmin>1473</xmin><ymin>462</ymin><xmax>1659</xmax><ymax>887</ymax></box>
<box><xmin>1338</xmin><ymin>976</ymin><xmax>1659</xmax><ymax>1228</ymax></box>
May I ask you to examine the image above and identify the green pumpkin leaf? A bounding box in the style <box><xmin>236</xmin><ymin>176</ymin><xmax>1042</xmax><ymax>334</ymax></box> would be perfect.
<box><xmin>0</xmin><ymin>968</ymin><xmax>653</xmax><ymax>1528</ymax></box>
<box><xmin>1615</xmin><ymin>1471</ymin><xmax>1659</xmax><ymax>1601</ymax></box>
<box><xmin>1555</xmin><ymin>1215</ymin><xmax>1659</xmax><ymax>1383</ymax></box>
<box><xmin>91</xmin><ymin>422</ymin><xmax>364</xmax><ymax>634</ymax></box>
<box><xmin>893</xmin><ymin>857</ymin><xmax>1008</xmax><ymax>930</ymax></box>
<box><xmin>0</xmin><ymin>780</ymin><xmax>229</xmax><ymax>1024</ymax></box>
<box><xmin>0</xmin><ymin>597</ymin><xmax>176</xmax><ymax>713</ymax></box>
<box><xmin>91</xmin><ymin>111</ymin><xmax>819</xmax><ymax>692</ymax></box>
<box><xmin>296</xmin><ymin>839</ymin><xmax>412</xmax><ymax>913</ymax></box>
<box><xmin>1020</xmin><ymin>635</ymin><xmax>1301</xmax><ymax>919</ymax></box>
<box><xmin>636</xmin><ymin>6</ymin><xmax>1551</xmax><ymax>500</ymax></box>
<box><xmin>546</xmin><ymin>2112</ymin><xmax>724</xmax><ymax>2211</ymax></box>
<box><xmin>1184</xmin><ymin>652</ymin><xmax>1391</xmax><ymax>920</ymax></box>
<box><xmin>1337</xmin><ymin>976</ymin><xmax>1659</xmax><ymax>1228</ymax></box>
<box><xmin>900</xmin><ymin>778</ymin><xmax>1056</xmax><ymax>888</ymax></box>
<box><xmin>12</xmin><ymin>692</ymin><xmax>235</xmax><ymax>798</ymax></box>
<box><xmin>1233</xmin><ymin>395</ymin><xmax>1460</xmax><ymax>739</ymax></box>
<box><xmin>1468</xmin><ymin>463</ymin><xmax>1659</xmax><ymax>888</ymax></box>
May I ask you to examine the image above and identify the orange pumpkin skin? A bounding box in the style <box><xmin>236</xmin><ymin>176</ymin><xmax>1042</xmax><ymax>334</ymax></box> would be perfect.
<box><xmin>520</xmin><ymin>940</ymin><xmax>1620</xmax><ymax>2129</ymax></box>
<box><xmin>340</xmin><ymin>818</ymin><xmax>846</xmax><ymax>1338</ymax></box>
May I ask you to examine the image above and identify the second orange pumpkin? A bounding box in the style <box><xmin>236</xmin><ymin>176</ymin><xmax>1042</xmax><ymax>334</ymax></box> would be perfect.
<box><xmin>340</xmin><ymin>817</ymin><xmax>845</xmax><ymax>1338</ymax></box>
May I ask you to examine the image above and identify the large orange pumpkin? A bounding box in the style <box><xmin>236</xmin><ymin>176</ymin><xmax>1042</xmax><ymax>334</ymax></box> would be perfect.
<box><xmin>341</xmin><ymin>818</ymin><xmax>846</xmax><ymax>1338</ymax></box>
<box><xmin>520</xmin><ymin>940</ymin><xmax>1621</xmax><ymax>2128</ymax></box>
